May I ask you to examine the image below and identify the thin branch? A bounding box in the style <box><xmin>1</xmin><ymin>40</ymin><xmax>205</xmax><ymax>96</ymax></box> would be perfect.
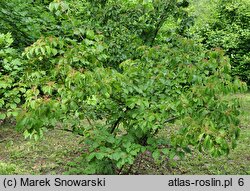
<box><xmin>149</xmin><ymin>1</ymin><xmax>172</xmax><ymax>46</ymax></box>
<box><xmin>164</xmin><ymin>116</ymin><xmax>178</xmax><ymax>124</ymax></box>
<box><xmin>0</xmin><ymin>139</ymin><xmax>7</xmax><ymax>143</ymax></box>
<box><xmin>56</xmin><ymin>128</ymin><xmax>84</xmax><ymax>137</ymax></box>
<box><xmin>152</xmin><ymin>116</ymin><xmax>179</xmax><ymax>136</ymax></box>
<box><xmin>118</xmin><ymin>165</ymin><xmax>125</xmax><ymax>175</ymax></box>
<box><xmin>110</xmin><ymin>117</ymin><xmax>122</xmax><ymax>134</ymax></box>
<box><xmin>86</xmin><ymin>116</ymin><xmax>93</xmax><ymax>126</ymax></box>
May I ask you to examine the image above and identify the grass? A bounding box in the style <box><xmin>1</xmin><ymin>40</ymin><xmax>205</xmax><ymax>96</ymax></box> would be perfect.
<box><xmin>0</xmin><ymin>93</ymin><xmax>249</xmax><ymax>175</ymax></box>
<box><xmin>0</xmin><ymin>124</ymin><xmax>83</xmax><ymax>174</ymax></box>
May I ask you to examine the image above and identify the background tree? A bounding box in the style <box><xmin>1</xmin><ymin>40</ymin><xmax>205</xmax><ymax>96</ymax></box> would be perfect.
<box><xmin>0</xmin><ymin>0</ymin><xmax>55</xmax><ymax>48</ymax></box>
<box><xmin>193</xmin><ymin>0</ymin><xmax>250</xmax><ymax>85</ymax></box>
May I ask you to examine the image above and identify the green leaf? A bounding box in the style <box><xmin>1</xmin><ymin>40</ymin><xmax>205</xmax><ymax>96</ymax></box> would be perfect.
<box><xmin>86</xmin><ymin>30</ymin><xmax>95</xmax><ymax>40</ymax></box>
<box><xmin>110</xmin><ymin>153</ymin><xmax>122</xmax><ymax>161</ymax></box>
<box><xmin>0</xmin><ymin>113</ymin><xmax>6</xmax><ymax>120</ymax></box>
<box><xmin>40</xmin><ymin>47</ymin><xmax>45</xmax><ymax>55</ymax></box>
<box><xmin>95</xmin><ymin>153</ymin><xmax>105</xmax><ymax>160</ymax></box>
<box><xmin>51</xmin><ymin>49</ymin><xmax>58</xmax><ymax>56</ymax></box>
<box><xmin>152</xmin><ymin>150</ymin><xmax>160</xmax><ymax>161</ymax></box>
<box><xmin>161</xmin><ymin>148</ymin><xmax>169</xmax><ymax>155</ymax></box>
<box><xmin>23</xmin><ymin>130</ymin><xmax>30</xmax><ymax>139</ymax></box>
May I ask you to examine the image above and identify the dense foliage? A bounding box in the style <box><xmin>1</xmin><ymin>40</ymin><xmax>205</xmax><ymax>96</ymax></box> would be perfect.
<box><xmin>0</xmin><ymin>0</ymin><xmax>247</xmax><ymax>174</ymax></box>
<box><xmin>195</xmin><ymin>0</ymin><xmax>250</xmax><ymax>85</ymax></box>
<box><xmin>0</xmin><ymin>33</ymin><xmax>25</xmax><ymax>121</ymax></box>
<box><xmin>0</xmin><ymin>0</ymin><xmax>53</xmax><ymax>48</ymax></box>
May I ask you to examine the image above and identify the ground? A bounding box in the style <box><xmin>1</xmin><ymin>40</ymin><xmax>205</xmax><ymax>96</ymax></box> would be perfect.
<box><xmin>0</xmin><ymin>93</ymin><xmax>249</xmax><ymax>175</ymax></box>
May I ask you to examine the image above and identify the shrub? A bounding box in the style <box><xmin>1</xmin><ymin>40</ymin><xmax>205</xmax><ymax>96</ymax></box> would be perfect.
<box><xmin>0</xmin><ymin>0</ymin><xmax>247</xmax><ymax>174</ymax></box>
<box><xmin>197</xmin><ymin>0</ymin><xmax>250</xmax><ymax>85</ymax></box>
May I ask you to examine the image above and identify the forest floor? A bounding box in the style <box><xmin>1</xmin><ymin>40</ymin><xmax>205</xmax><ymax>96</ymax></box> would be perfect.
<box><xmin>0</xmin><ymin>93</ymin><xmax>249</xmax><ymax>175</ymax></box>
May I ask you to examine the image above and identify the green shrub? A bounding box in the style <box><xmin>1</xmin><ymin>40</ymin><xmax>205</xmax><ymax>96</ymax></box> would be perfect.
<box><xmin>0</xmin><ymin>33</ymin><xmax>26</xmax><ymax>122</ymax></box>
<box><xmin>0</xmin><ymin>0</ymin><xmax>247</xmax><ymax>174</ymax></box>
<box><xmin>196</xmin><ymin>0</ymin><xmax>250</xmax><ymax>85</ymax></box>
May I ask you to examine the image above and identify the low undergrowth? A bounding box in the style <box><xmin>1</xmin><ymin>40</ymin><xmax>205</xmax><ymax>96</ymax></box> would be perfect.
<box><xmin>0</xmin><ymin>93</ymin><xmax>249</xmax><ymax>175</ymax></box>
